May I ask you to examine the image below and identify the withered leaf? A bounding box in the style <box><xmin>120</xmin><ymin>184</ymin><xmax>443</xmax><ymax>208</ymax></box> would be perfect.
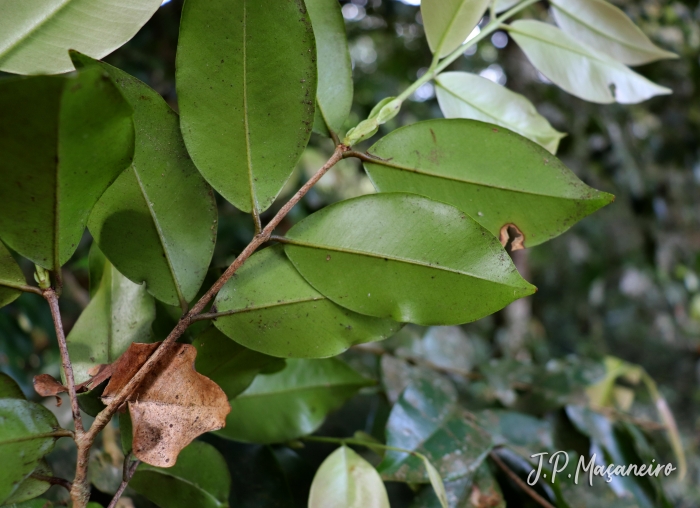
<box><xmin>33</xmin><ymin>374</ymin><xmax>66</xmax><ymax>406</ymax></box>
<box><xmin>101</xmin><ymin>342</ymin><xmax>230</xmax><ymax>468</ymax></box>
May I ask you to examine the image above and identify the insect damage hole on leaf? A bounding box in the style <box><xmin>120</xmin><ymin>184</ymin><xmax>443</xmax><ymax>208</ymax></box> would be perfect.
<box><xmin>499</xmin><ymin>223</ymin><xmax>525</xmax><ymax>251</ymax></box>
<box><xmin>101</xmin><ymin>342</ymin><xmax>230</xmax><ymax>467</ymax></box>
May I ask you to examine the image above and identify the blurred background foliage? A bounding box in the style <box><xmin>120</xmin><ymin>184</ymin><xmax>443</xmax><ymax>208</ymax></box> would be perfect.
<box><xmin>2</xmin><ymin>0</ymin><xmax>699</xmax><ymax>506</ymax></box>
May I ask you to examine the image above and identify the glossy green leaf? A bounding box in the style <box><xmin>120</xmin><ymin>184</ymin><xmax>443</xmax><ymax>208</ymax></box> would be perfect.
<box><xmin>422</xmin><ymin>457</ymin><xmax>448</xmax><ymax>508</ymax></box>
<box><xmin>508</xmin><ymin>20</ymin><xmax>671</xmax><ymax>104</ymax></box>
<box><xmin>213</xmin><ymin>246</ymin><xmax>400</xmax><ymax>358</ymax></box>
<box><xmin>194</xmin><ymin>326</ymin><xmax>285</xmax><ymax>400</ymax></box>
<box><xmin>306</xmin><ymin>0</ymin><xmax>353</xmax><ymax>136</ymax></box>
<box><xmin>0</xmin><ymin>243</ymin><xmax>25</xmax><ymax>309</ymax></box>
<box><xmin>0</xmin><ymin>0</ymin><xmax>161</xmax><ymax>75</ymax></box>
<box><xmin>421</xmin><ymin>0</ymin><xmax>491</xmax><ymax>58</ymax></box>
<box><xmin>228</xmin><ymin>445</ymin><xmax>299</xmax><ymax>508</ymax></box>
<box><xmin>285</xmin><ymin>193</ymin><xmax>534</xmax><ymax>325</ymax></box>
<box><xmin>380</xmin><ymin>355</ymin><xmax>453</xmax><ymax>405</ymax></box>
<box><xmin>0</xmin><ymin>69</ymin><xmax>134</xmax><ymax>270</ymax></box>
<box><xmin>308</xmin><ymin>446</ymin><xmax>390</xmax><ymax>508</ymax></box>
<box><xmin>474</xmin><ymin>410</ymin><xmax>553</xmax><ymax>457</ymax></box>
<box><xmin>130</xmin><ymin>440</ymin><xmax>230</xmax><ymax>508</ymax></box>
<box><xmin>550</xmin><ymin>0</ymin><xmax>677</xmax><ymax>66</ymax></box>
<box><xmin>218</xmin><ymin>359</ymin><xmax>371</xmax><ymax>443</ymax></box>
<box><xmin>71</xmin><ymin>54</ymin><xmax>217</xmax><ymax>308</ymax></box>
<box><xmin>4</xmin><ymin>460</ymin><xmax>52</xmax><ymax>505</ymax></box>
<box><xmin>378</xmin><ymin>376</ymin><xmax>492</xmax><ymax>483</ymax></box>
<box><xmin>176</xmin><ymin>0</ymin><xmax>317</xmax><ymax>213</ymax></box>
<box><xmin>66</xmin><ymin>245</ymin><xmax>154</xmax><ymax>385</ymax></box>
<box><xmin>4</xmin><ymin>499</ymin><xmax>55</xmax><ymax>508</ymax></box>
<box><xmin>0</xmin><ymin>373</ymin><xmax>25</xmax><ymax>399</ymax></box>
<box><xmin>0</xmin><ymin>399</ymin><xmax>61</xmax><ymax>504</ymax></box>
<box><xmin>363</xmin><ymin>120</ymin><xmax>614</xmax><ymax>248</ymax></box>
<box><xmin>435</xmin><ymin>72</ymin><xmax>565</xmax><ymax>153</ymax></box>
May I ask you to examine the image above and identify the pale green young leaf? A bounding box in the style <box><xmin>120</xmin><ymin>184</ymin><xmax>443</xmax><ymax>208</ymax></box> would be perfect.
<box><xmin>285</xmin><ymin>193</ymin><xmax>534</xmax><ymax>326</ymax></box>
<box><xmin>0</xmin><ymin>0</ymin><xmax>161</xmax><ymax>75</ymax></box>
<box><xmin>213</xmin><ymin>246</ymin><xmax>401</xmax><ymax>358</ymax></box>
<box><xmin>218</xmin><ymin>359</ymin><xmax>371</xmax><ymax>444</ymax></box>
<box><xmin>494</xmin><ymin>0</ymin><xmax>520</xmax><ymax>14</ymax></box>
<box><xmin>130</xmin><ymin>441</ymin><xmax>230</xmax><ymax>508</ymax></box>
<box><xmin>66</xmin><ymin>244</ymin><xmax>155</xmax><ymax>385</ymax></box>
<box><xmin>420</xmin><ymin>456</ymin><xmax>448</xmax><ymax>508</ymax></box>
<box><xmin>176</xmin><ymin>0</ymin><xmax>317</xmax><ymax>213</ymax></box>
<box><xmin>0</xmin><ymin>69</ymin><xmax>134</xmax><ymax>270</ymax></box>
<box><xmin>421</xmin><ymin>0</ymin><xmax>491</xmax><ymax>58</ymax></box>
<box><xmin>435</xmin><ymin>71</ymin><xmax>565</xmax><ymax>153</ymax></box>
<box><xmin>550</xmin><ymin>0</ymin><xmax>677</xmax><ymax>66</ymax></box>
<box><xmin>0</xmin><ymin>243</ymin><xmax>25</xmax><ymax>309</ymax></box>
<box><xmin>71</xmin><ymin>54</ymin><xmax>218</xmax><ymax>308</ymax></box>
<box><xmin>508</xmin><ymin>20</ymin><xmax>671</xmax><ymax>104</ymax></box>
<box><xmin>0</xmin><ymin>400</ymin><xmax>61</xmax><ymax>504</ymax></box>
<box><xmin>363</xmin><ymin>120</ymin><xmax>613</xmax><ymax>248</ymax></box>
<box><xmin>308</xmin><ymin>446</ymin><xmax>390</xmax><ymax>508</ymax></box>
<box><xmin>306</xmin><ymin>0</ymin><xmax>353</xmax><ymax>136</ymax></box>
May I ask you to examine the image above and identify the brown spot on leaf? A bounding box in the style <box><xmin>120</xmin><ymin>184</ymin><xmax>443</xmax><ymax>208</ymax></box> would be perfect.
<box><xmin>429</xmin><ymin>128</ymin><xmax>437</xmax><ymax>144</ymax></box>
<box><xmin>101</xmin><ymin>343</ymin><xmax>230</xmax><ymax>468</ymax></box>
<box><xmin>499</xmin><ymin>223</ymin><xmax>525</xmax><ymax>252</ymax></box>
<box><xmin>469</xmin><ymin>485</ymin><xmax>502</xmax><ymax>507</ymax></box>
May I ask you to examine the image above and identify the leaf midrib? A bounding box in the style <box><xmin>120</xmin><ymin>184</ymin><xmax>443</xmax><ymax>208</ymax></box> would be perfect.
<box><xmin>0</xmin><ymin>0</ymin><xmax>73</xmax><ymax>60</ymax></box>
<box><xmin>242</xmin><ymin>1</ymin><xmax>259</xmax><ymax>214</ymax></box>
<box><xmin>216</xmin><ymin>295</ymin><xmax>325</xmax><ymax>317</ymax></box>
<box><xmin>131</xmin><ymin>166</ymin><xmax>187</xmax><ymax>309</ymax></box>
<box><xmin>285</xmin><ymin>238</ymin><xmax>526</xmax><ymax>289</ymax></box>
<box><xmin>366</xmin><ymin>155</ymin><xmax>600</xmax><ymax>201</ymax></box>
<box><xmin>552</xmin><ymin>1</ymin><xmax>660</xmax><ymax>56</ymax></box>
<box><xmin>238</xmin><ymin>381</ymin><xmax>369</xmax><ymax>400</ymax></box>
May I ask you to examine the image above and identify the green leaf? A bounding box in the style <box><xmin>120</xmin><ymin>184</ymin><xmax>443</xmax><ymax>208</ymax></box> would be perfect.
<box><xmin>508</xmin><ymin>20</ymin><xmax>671</xmax><ymax>104</ymax></box>
<box><xmin>550</xmin><ymin>0</ymin><xmax>677</xmax><ymax>66</ymax></box>
<box><xmin>3</xmin><ymin>460</ymin><xmax>52</xmax><ymax>505</ymax></box>
<box><xmin>0</xmin><ymin>399</ymin><xmax>61</xmax><ymax>504</ymax></box>
<box><xmin>176</xmin><ymin>0</ymin><xmax>317</xmax><ymax>213</ymax></box>
<box><xmin>0</xmin><ymin>243</ymin><xmax>26</xmax><ymax>309</ymax></box>
<box><xmin>306</xmin><ymin>0</ymin><xmax>353</xmax><ymax>136</ymax></box>
<box><xmin>4</xmin><ymin>500</ymin><xmax>54</xmax><ymax>508</ymax></box>
<box><xmin>421</xmin><ymin>0</ymin><xmax>491</xmax><ymax>58</ymax></box>
<box><xmin>228</xmin><ymin>445</ymin><xmax>299</xmax><ymax>508</ymax></box>
<box><xmin>212</xmin><ymin>246</ymin><xmax>401</xmax><ymax>358</ymax></box>
<box><xmin>493</xmin><ymin>0</ymin><xmax>519</xmax><ymax>14</ymax></box>
<box><xmin>435</xmin><ymin>72</ymin><xmax>565</xmax><ymax>153</ymax></box>
<box><xmin>363</xmin><ymin>120</ymin><xmax>614</xmax><ymax>248</ymax></box>
<box><xmin>411</xmin><ymin>463</ymin><xmax>505</xmax><ymax>508</ymax></box>
<box><xmin>421</xmin><ymin>457</ymin><xmax>448</xmax><ymax>508</ymax></box>
<box><xmin>71</xmin><ymin>54</ymin><xmax>218</xmax><ymax>308</ymax></box>
<box><xmin>473</xmin><ymin>410</ymin><xmax>553</xmax><ymax>457</ymax></box>
<box><xmin>285</xmin><ymin>193</ymin><xmax>534</xmax><ymax>326</ymax></box>
<box><xmin>0</xmin><ymin>0</ymin><xmax>161</xmax><ymax>75</ymax></box>
<box><xmin>0</xmin><ymin>69</ymin><xmax>134</xmax><ymax>270</ymax></box>
<box><xmin>194</xmin><ymin>326</ymin><xmax>285</xmax><ymax>400</ymax></box>
<box><xmin>218</xmin><ymin>358</ymin><xmax>371</xmax><ymax>444</ymax></box>
<box><xmin>0</xmin><ymin>373</ymin><xmax>25</xmax><ymax>399</ymax></box>
<box><xmin>66</xmin><ymin>244</ymin><xmax>155</xmax><ymax>385</ymax></box>
<box><xmin>130</xmin><ymin>440</ymin><xmax>230</xmax><ymax>508</ymax></box>
<box><xmin>377</xmin><ymin>376</ymin><xmax>493</xmax><ymax>483</ymax></box>
<box><xmin>308</xmin><ymin>446</ymin><xmax>390</xmax><ymax>508</ymax></box>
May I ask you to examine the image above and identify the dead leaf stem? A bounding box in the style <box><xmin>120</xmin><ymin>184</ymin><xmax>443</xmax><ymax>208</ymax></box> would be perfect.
<box><xmin>107</xmin><ymin>457</ymin><xmax>140</xmax><ymax>508</ymax></box>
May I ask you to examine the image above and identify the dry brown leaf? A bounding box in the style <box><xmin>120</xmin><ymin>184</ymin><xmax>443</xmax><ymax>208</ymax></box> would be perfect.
<box><xmin>101</xmin><ymin>342</ymin><xmax>230</xmax><ymax>468</ymax></box>
<box><xmin>33</xmin><ymin>374</ymin><xmax>66</xmax><ymax>406</ymax></box>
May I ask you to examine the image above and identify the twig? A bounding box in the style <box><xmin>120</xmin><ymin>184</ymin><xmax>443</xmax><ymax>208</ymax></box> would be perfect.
<box><xmin>42</xmin><ymin>288</ymin><xmax>83</xmax><ymax>434</ymax></box>
<box><xmin>84</xmin><ymin>144</ymin><xmax>349</xmax><ymax>454</ymax></box>
<box><xmin>30</xmin><ymin>473</ymin><xmax>72</xmax><ymax>492</ymax></box>
<box><xmin>107</xmin><ymin>457</ymin><xmax>140</xmax><ymax>508</ymax></box>
<box><xmin>489</xmin><ymin>451</ymin><xmax>555</xmax><ymax>508</ymax></box>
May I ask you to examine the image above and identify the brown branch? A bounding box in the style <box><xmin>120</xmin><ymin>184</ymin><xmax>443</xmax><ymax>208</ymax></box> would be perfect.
<box><xmin>79</xmin><ymin>144</ymin><xmax>349</xmax><ymax>482</ymax></box>
<box><xmin>43</xmin><ymin>288</ymin><xmax>83</xmax><ymax>435</ymax></box>
<box><xmin>107</xmin><ymin>457</ymin><xmax>140</xmax><ymax>508</ymax></box>
<box><xmin>489</xmin><ymin>451</ymin><xmax>555</xmax><ymax>508</ymax></box>
<box><xmin>30</xmin><ymin>473</ymin><xmax>72</xmax><ymax>492</ymax></box>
